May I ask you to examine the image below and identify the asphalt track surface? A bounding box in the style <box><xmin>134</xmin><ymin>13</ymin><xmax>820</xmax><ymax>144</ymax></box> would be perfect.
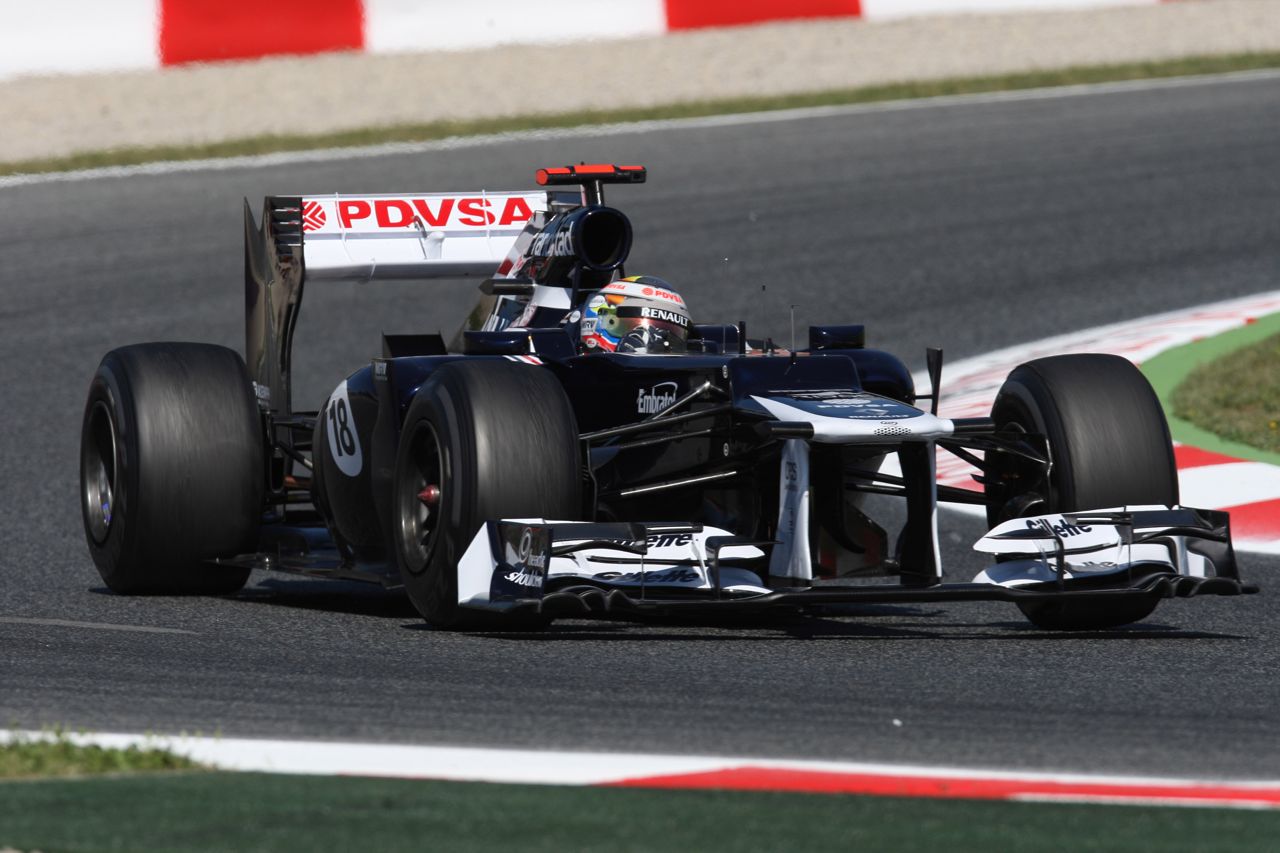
<box><xmin>2</xmin><ymin>73</ymin><xmax>1278</xmax><ymax>779</ymax></box>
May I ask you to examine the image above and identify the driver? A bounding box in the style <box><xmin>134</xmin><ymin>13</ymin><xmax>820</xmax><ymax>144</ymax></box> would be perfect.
<box><xmin>580</xmin><ymin>275</ymin><xmax>691</xmax><ymax>354</ymax></box>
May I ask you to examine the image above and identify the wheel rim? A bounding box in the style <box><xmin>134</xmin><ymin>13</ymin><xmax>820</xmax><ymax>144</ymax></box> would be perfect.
<box><xmin>398</xmin><ymin>419</ymin><xmax>444</xmax><ymax>575</ymax></box>
<box><xmin>83</xmin><ymin>400</ymin><xmax>117</xmax><ymax>544</ymax></box>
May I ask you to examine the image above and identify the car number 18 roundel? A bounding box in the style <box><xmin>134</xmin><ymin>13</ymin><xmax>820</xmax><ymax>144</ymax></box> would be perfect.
<box><xmin>325</xmin><ymin>381</ymin><xmax>363</xmax><ymax>477</ymax></box>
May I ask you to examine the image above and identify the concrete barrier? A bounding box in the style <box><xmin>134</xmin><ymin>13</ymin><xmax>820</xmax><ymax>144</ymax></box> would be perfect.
<box><xmin>0</xmin><ymin>0</ymin><xmax>1166</xmax><ymax>81</ymax></box>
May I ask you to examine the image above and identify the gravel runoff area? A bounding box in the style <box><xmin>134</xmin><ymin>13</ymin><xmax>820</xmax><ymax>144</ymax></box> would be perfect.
<box><xmin>3</xmin><ymin>0</ymin><xmax>1279</xmax><ymax>164</ymax></box>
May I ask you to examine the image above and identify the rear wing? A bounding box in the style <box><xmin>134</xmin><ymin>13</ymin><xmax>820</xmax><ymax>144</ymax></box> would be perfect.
<box><xmin>244</xmin><ymin>164</ymin><xmax>645</xmax><ymax>424</ymax></box>
<box><xmin>243</xmin><ymin>190</ymin><xmax>549</xmax><ymax>418</ymax></box>
<box><xmin>298</xmin><ymin>191</ymin><xmax>548</xmax><ymax>280</ymax></box>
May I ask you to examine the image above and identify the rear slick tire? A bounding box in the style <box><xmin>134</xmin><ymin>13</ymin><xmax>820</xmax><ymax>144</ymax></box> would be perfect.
<box><xmin>392</xmin><ymin>361</ymin><xmax>581</xmax><ymax>629</ymax></box>
<box><xmin>80</xmin><ymin>343</ymin><xmax>262</xmax><ymax>594</ymax></box>
<box><xmin>987</xmin><ymin>354</ymin><xmax>1179</xmax><ymax>631</ymax></box>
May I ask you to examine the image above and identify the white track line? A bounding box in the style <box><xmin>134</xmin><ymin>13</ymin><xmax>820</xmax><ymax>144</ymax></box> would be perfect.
<box><xmin>6</xmin><ymin>731</ymin><xmax>1279</xmax><ymax>809</ymax></box>
<box><xmin>2</xmin><ymin>68</ymin><xmax>1277</xmax><ymax>190</ymax></box>
<box><xmin>2</xmin><ymin>731</ymin><xmax>1273</xmax><ymax>787</ymax></box>
<box><xmin>1179</xmin><ymin>463</ymin><xmax>1280</xmax><ymax>508</ymax></box>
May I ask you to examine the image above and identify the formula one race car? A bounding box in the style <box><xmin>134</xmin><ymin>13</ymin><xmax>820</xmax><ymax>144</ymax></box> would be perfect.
<box><xmin>79</xmin><ymin>163</ymin><xmax>1253</xmax><ymax>630</ymax></box>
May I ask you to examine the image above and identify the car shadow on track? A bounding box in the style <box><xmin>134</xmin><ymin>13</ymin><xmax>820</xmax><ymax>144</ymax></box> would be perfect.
<box><xmin>154</xmin><ymin>581</ymin><xmax>1247</xmax><ymax>642</ymax></box>
<box><xmin>229</xmin><ymin>578</ymin><xmax>420</xmax><ymax>619</ymax></box>
<box><xmin>441</xmin><ymin>607</ymin><xmax>1248</xmax><ymax>642</ymax></box>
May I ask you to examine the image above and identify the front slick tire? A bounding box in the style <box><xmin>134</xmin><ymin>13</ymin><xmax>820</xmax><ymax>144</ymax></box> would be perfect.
<box><xmin>988</xmin><ymin>354</ymin><xmax>1179</xmax><ymax>631</ymax></box>
<box><xmin>80</xmin><ymin>343</ymin><xmax>262</xmax><ymax>595</ymax></box>
<box><xmin>392</xmin><ymin>361</ymin><xmax>580</xmax><ymax>630</ymax></box>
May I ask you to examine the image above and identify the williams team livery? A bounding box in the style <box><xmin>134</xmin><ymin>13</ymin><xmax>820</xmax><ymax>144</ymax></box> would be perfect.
<box><xmin>79</xmin><ymin>163</ymin><xmax>1253</xmax><ymax>630</ymax></box>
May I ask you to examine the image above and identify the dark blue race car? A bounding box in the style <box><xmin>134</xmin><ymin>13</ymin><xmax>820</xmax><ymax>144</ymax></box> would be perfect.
<box><xmin>79</xmin><ymin>164</ymin><xmax>1252</xmax><ymax>630</ymax></box>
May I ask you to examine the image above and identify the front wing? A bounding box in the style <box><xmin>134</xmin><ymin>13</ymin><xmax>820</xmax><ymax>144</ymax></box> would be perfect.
<box><xmin>455</xmin><ymin>508</ymin><xmax>1254</xmax><ymax>618</ymax></box>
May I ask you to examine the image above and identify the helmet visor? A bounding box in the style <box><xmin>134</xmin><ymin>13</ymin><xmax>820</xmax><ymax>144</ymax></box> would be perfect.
<box><xmin>600</xmin><ymin>306</ymin><xmax>688</xmax><ymax>354</ymax></box>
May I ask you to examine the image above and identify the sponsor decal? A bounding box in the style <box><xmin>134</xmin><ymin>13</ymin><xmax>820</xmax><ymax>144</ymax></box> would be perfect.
<box><xmin>1026</xmin><ymin>517</ymin><xmax>1094</xmax><ymax>538</ymax></box>
<box><xmin>642</xmin><ymin>286</ymin><xmax>685</xmax><ymax>305</ymax></box>
<box><xmin>771</xmin><ymin>389</ymin><xmax>915</xmax><ymax>420</ymax></box>
<box><xmin>605</xmin><ymin>532</ymin><xmax>696</xmax><ymax>550</ymax></box>
<box><xmin>305</xmin><ymin>195</ymin><xmax>534</xmax><ymax>232</ymax></box>
<box><xmin>516</xmin><ymin>526</ymin><xmax>548</xmax><ymax>570</ymax></box>
<box><xmin>598</xmin><ymin>567</ymin><xmax>702</xmax><ymax>584</ymax></box>
<box><xmin>302</xmin><ymin>200</ymin><xmax>326</xmax><ymax>232</ymax></box>
<box><xmin>640</xmin><ymin>306</ymin><xmax>689</xmax><ymax>327</ymax></box>
<box><xmin>769</xmin><ymin>438</ymin><xmax>812</xmax><ymax>580</ymax></box>
<box><xmin>492</xmin><ymin>523</ymin><xmax>551</xmax><ymax>600</ymax></box>
<box><xmin>605</xmin><ymin>282</ymin><xmax>685</xmax><ymax>306</ymax></box>
<box><xmin>529</xmin><ymin>219</ymin><xmax>575</xmax><ymax>258</ymax></box>
<box><xmin>780</xmin><ymin>456</ymin><xmax>803</xmax><ymax>538</ymax></box>
<box><xmin>637</xmin><ymin>381</ymin><xmax>679</xmax><ymax>415</ymax></box>
<box><xmin>503</xmin><ymin>568</ymin><xmax>544</xmax><ymax>589</ymax></box>
<box><xmin>780</xmin><ymin>390</ymin><xmax>868</xmax><ymax>401</ymax></box>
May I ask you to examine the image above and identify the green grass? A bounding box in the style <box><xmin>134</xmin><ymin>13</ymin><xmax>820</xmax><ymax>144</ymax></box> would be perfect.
<box><xmin>4</xmin><ymin>52</ymin><xmax>1279</xmax><ymax>178</ymax></box>
<box><xmin>2</xmin><ymin>773</ymin><xmax>1279</xmax><ymax>853</ymax></box>
<box><xmin>1172</xmin><ymin>332</ymin><xmax>1280</xmax><ymax>455</ymax></box>
<box><xmin>1142</xmin><ymin>312</ymin><xmax>1280</xmax><ymax>466</ymax></box>
<box><xmin>0</xmin><ymin>731</ymin><xmax>201</xmax><ymax>779</ymax></box>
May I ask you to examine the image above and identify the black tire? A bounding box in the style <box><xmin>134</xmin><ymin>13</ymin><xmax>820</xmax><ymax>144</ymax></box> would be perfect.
<box><xmin>80</xmin><ymin>343</ymin><xmax>263</xmax><ymax>594</ymax></box>
<box><xmin>392</xmin><ymin>361</ymin><xmax>581</xmax><ymax>629</ymax></box>
<box><xmin>986</xmin><ymin>354</ymin><xmax>1179</xmax><ymax>630</ymax></box>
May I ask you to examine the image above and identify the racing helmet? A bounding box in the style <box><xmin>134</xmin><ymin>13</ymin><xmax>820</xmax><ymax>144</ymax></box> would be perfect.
<box><xmin>580</xmin><ymin>276</ymin><xmax>691</xmax><ymax>354</ymax></box>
